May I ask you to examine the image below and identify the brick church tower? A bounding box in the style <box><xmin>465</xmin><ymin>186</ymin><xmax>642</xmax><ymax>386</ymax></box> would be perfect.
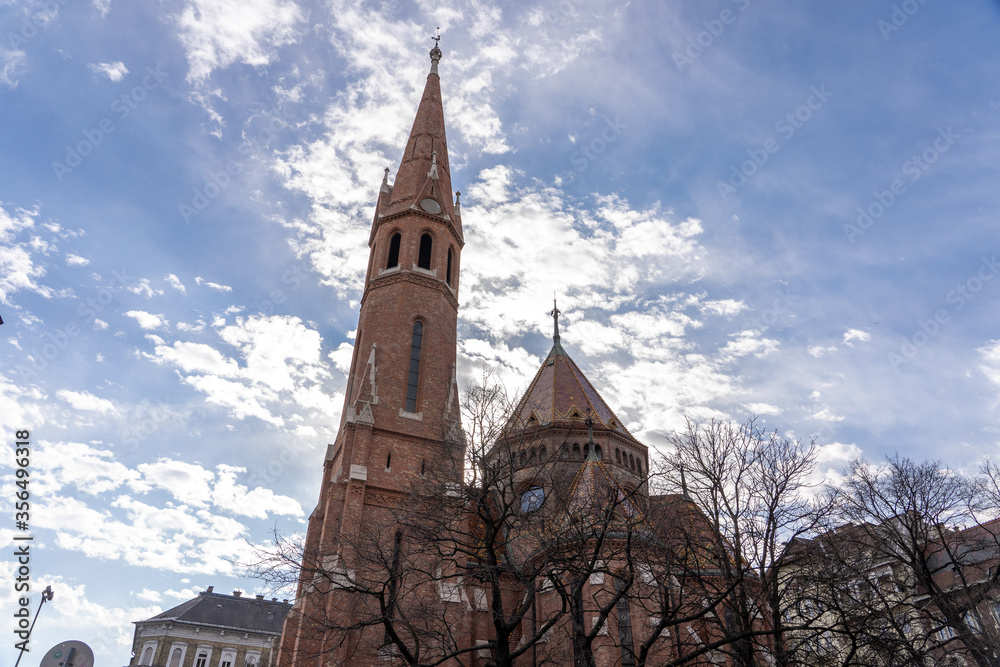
<box><xmin>277</xmin><ymin>41</ymin><xmax>466</xmax><ymax>666</ymax></box>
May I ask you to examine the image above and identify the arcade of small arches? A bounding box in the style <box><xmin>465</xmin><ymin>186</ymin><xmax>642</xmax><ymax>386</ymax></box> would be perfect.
<box><xmin>508</xmin><ymin>441</ymin><xmax>646</xmax><ymax>476</ymax></box>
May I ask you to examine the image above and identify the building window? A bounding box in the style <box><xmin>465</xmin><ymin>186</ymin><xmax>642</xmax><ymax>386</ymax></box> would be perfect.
<box><xmin>139</xmin><ymin>646</ymin><xmax>156</xmax><ymax>666</ymax></box>
<box><xmin>168</xmin><ymin>649</ymin><xmax>183</xmax><ymax>667</ymax></box>
<box><xmin>594</xmin><ymin>444</ymin><xmax>602</xmax><ymax>461</ymax></box>
<box><xmin>385</xmin><ymin>451</ymin><xmax>392</xmax><ymax>471</ymax></box>
<box><xmin>572</xmin><ymin>443</ymin><xmax>581</xmax><ymax>459</ymax></box>
<box><xmin>418</xmin><ymin>233</ymin><xmax>432</xmax><ymax>269</ymax></box>
<box><xmin>616</xmin><ymin>579</ymin><xmax>636</xmax><ymax>667</ymax></box>
<box><xmin>446</xmin><ymin>247</ymin><xmax>454</xmax><ymax>285</ymax></box>
<box><xmin>616</xmin><ymin>449</ymin><xmax>622</xmax><ymax>464</ymax></box>
<box><xmin>196</xmin><ymin>653</ymin><xmax>208</xmax><ymax>667</ymax></box>
<box><xmin>521</xmin><ymin>486</ymin><xmax>545</xmax><ymax>513</ymax></box>
<box><xmin>405</xmin><ymin>321</ymin><xmax>423</xmax><ymax>412</ymax></box>
<box><xmin>387</xmin><ymin>232</ymin><xmax>401</xmax><ymax>269</ymax></box>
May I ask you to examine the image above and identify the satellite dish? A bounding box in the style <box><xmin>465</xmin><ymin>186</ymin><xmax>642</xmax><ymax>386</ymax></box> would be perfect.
<box><xmin>39</xmin><ymin>641</ymin><xmax>95</xmax><ymax>667</ymax></box>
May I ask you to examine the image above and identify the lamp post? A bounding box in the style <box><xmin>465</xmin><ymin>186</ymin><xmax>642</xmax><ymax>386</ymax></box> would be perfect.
<box><xmin>14</xmin><ymin>585</ymin><xmax>54</xmax><ymax>667</ymax></box>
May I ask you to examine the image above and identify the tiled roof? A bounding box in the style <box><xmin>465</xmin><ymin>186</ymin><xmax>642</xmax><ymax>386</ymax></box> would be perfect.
<box><xmin>138</xmin><ymin>591</ymin><xmax>292</xmax><ymax>635</ymax></box>
<box><xmin>510</xmin><ymin>342</ymin><xmax>635</xmax><ymax>440</ymax></box>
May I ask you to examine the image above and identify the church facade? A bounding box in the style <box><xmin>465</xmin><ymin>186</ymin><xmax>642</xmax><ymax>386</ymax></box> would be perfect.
<box><xmin>276</xmin><ymin>44</ymin><xmax>753</xmax><ymax>667</ymax></box>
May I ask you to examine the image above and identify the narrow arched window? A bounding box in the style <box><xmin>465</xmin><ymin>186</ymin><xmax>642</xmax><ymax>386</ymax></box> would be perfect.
<box><xmin>387</xmin><ymin>233</ymin><xmax>401</xmax><ymax>268</ymax></box>
<box><xmin>168</xmin><ymin>649</ymin><xmax>183</xmax><ymax>667</ymax></box>
<box><xmin>572</xmin><ymin>443</ymin><xmax>581</xmax><ymax>459</ymax></box>
<box><xmin>446</xmin><ymin>247</ymin><xmax>454</xmax><ymax>285</ymax></box>
<box><xmin>616</xmin><ymin>578</ymin><xmax>636</xmax><ymax>667</ymax></box>
<box><xmin>616</xmin><ymin>449</ymin><xmax>622</xmax><ymax>464</ymax></box>
<box><xmin>405</xmin><ymin>321</ymin><xmax>423</xmax><ymax>412</ymax></box>
<box><xmin>196</xmin><ymin>654</ymin><xmax>209</xmax><ymax>667</ymax></box>
<box><xmin>418</xmin><ymin>233</ymin><xmax>432</xmax><ymax>269</ymax></box>
<box><xmin>540</xmin><ymin>445</ymin><xmax>547</xmax><ymax>460</ymax></box>
<box><xmin>594</xmin><ymin>445</ymin><xmax>602</xmax><ymax>461</ymax></box>
<box><xmin>629</xmin><ymin>454</ymin><xmax>636</xmax><ymax>471</ymax></box>
<box><xmin>140</xmin><ymin>647</ymin><xmax>155</xmax><ymax>666</ymax></box>
<box><xmin>385</xmin><ymin>451</ymin><xmax>392</xmax><ymax>470</ymax></box>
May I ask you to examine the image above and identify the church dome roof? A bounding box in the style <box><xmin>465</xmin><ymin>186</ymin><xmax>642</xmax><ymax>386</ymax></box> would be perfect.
<box><xmin>509</xmin><ymin>340</ymin><xmax>636</xmax><ymax>442</ymax></box>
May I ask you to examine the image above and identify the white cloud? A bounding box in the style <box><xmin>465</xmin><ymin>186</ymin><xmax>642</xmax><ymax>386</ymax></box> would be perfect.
<box><xmin>811</xmin><ymin>408</ymin><xmax>845</xmax><ymax>422</ymax></box>
<box><xmin>93</xmin><ymin>0</ymin><xmax>112</xmax><ymax>17</ymax></box>
<box><xmin>165</xmin><ymin>273</ymin><xmax>186</xmax><ymax>293</ymax></box>
<box><xmin>0</xmin><ymin>203</ymin><xmax>53</xmax><ymax>304</ymax></box>
<box><xmin>808</xmin><ymin>345</ymin><xmax>838</xmax><ymax>358</ymax></box>
<box><xmin>0</xmin><ymin>47</ymin><xmax>26</xmax><ymax>89</ymax></box>
<box><xmin>196</xmin><ymin>276</ymin><xmax>233</xmax><ymax>292</ymax></box>
<box><xmin>136</xmin><ymin>588</ymin><xmax>163</xmax><ymax>603</ymax></box>
<box><xmin>57</xmin><ymin>389</ymin><xmax>117</xmax><ymax>414</ymax></box>
<box><xmin>174</xmin><ymin>0</ymin><xmax>307</xmax><ymax>82</ymax></box>
<box><xmin>700</xmin><ymin>299</ymin><xmax>747</xmax><ymax>317</ymax></box>
<box><xmin>743</xmin><ymin>402</ymin><xmax>782</xmax><ymax>415</ymax></box>
<box><xmin>978</xmin><ymin>340</ymin><xmax>1000</xmax><ymax>396</ymax></box>
<box><xmin>94</xmin><ymin>318</ymin><xmax>109</xmax><ymax>330</ymax></box>
<box><xmin>128</xmin><ymin>278</ymin><xmax>164</xmax><ymax>298</ymax></box>
<box><xmin>843</xmin><ymin>328</ymin><xmax>871</xmax><ymax>346</ymax></box>
<box><xmin>124</xmin><ymin>310</ymin><xmax>168</xmax><ymax>330</ymax></box>
<box><xmin>88</xmin><ymin>60</ymin><xmax>129</xmax><ymax>81</ymax></box>
<box><xmin>147</xmin><ymin>314</ymin><xmax>339</xmax><ymax>429</ymax></box>
<box><xmin>66</xmin><ymin>253</ymin><xmax>90</xmax><ymax>266</ymax></box>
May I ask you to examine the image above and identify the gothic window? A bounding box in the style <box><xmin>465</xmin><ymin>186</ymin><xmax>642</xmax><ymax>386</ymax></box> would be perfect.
<box><xmin>446</xmin><ymin>247</ymin><xmax>454</xmax><ymax>285</ymax></box>
<box><xmin>405</xmin><ymin>321</ymin><xmax>423</xmax><ymax>412</ymax></box>
<box><xmin>584</xmin><ymin>443</ymin><xmax>591</xmax><ymax>458</ymax></box>
<box><xmin>616</xmin><ymin>579</ymin><xmax>636</xmax><ymax>667</ymax></box>
<box><xmin>616</xmin><ymin>449</ymin><xmax>622</xmax><ymax>464</ymax></box>
<box><xmin>594</xmin><ymin>444</ymin><xmax>602</xmax><ymax>460</ymax></box>
<box><xmin>418</xmin><ymin>233</ymin><xmax>433</xmax><ymax>269</ymax></box>
<box><xmin>387</xmin><ymin>232</ymin><xmax>401</xmax><ymax>269</ymax></box>
<box><xmin>572</xmin><ymin>443</ymin><xmax>581</xmax><ymax>459</ymax></box>
<box><xmin>636</xmin><ymin>459</ymin><xmax>642</xmax><ymax>475</ymax></box>
<box><xmin>629</xmin><ymin>454</ymin><xmax>636</xmax><ymax>471</ymax></box>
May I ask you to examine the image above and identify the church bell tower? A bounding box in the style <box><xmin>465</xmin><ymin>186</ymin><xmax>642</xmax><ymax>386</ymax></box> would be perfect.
<box><xmin>277</xmin><ymin>41</ymin><xmax>465</xmax><ymax>666</ymax></box>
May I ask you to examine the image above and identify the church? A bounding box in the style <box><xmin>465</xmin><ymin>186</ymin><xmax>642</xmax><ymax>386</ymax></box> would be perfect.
<box><xmin>275</xmin><ymin>42</ymin><xmax>755</xmax><ymax>667</ymax></box>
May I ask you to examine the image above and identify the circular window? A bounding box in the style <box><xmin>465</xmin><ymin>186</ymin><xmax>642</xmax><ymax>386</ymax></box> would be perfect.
<box><xmin>420</xmin><ymin>198</ymin><xmax>442</xmax><ymax>214</ymax></box>
<box><xmin>520</xmin><ymin>486</ymin><xmax>544</xmax><ymax>513</ymax></box>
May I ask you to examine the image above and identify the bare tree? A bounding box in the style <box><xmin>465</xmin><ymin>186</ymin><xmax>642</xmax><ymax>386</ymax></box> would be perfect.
<box><xmin>657</xmin><ymin>417</ymin><xmax>825</xmax><ymax>667</ymax></box>
<box><xmin>830</xmin><ymin>455</ymin><xmax>1000</xmax><ymax>667</ymax></box>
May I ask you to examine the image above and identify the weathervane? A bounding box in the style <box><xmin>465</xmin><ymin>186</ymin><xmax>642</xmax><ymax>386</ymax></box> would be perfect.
<box><xmin>432</xmin><ymin>26</ymin><xmax>441</xmax><ymax>46</ymax></box>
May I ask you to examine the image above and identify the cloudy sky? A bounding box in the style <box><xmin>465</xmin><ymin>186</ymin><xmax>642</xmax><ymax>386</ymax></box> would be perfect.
<box><xmin>2</xmin><ymin>0</ymin><xmax>1000</xmax><ymax>663</ymax></box>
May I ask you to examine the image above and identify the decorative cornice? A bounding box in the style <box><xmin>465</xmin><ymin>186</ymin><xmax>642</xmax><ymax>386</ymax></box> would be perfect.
<box><xmin>362</xmin><ymin>269</ymin><xmax>459</xmax><ymax>310</ymax></box>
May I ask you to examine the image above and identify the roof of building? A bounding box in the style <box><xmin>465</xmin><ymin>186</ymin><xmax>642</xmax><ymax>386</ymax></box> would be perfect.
<box><xmin>509</xmin><ymin>339</ymin><xmax>636</xmax><ymax>441</ymax></box>
<box><xmin>136</xmin><ymin>588</ymin><xmax>292</xmax><ymax>635</ymax></box>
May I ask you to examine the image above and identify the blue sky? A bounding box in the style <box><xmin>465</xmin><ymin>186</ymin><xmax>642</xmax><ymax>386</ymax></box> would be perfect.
<box><xmin>2</xmin><ymin>0</ymin><xmax>1000</xmax><ymax>663</ymax></box>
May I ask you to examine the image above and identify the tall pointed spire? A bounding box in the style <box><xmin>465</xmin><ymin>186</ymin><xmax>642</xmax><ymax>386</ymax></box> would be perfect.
<box><xmin>382</xmin><ymin>37</ymin><xmax>456</xmax><ymax>227</ymax></box>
